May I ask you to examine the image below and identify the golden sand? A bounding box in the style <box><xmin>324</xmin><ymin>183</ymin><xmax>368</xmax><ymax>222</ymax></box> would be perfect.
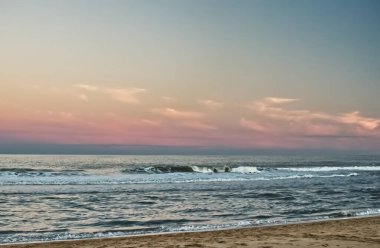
<box><xmin>2</xmin><ymin>216</ymin><xmax>379</xmax><ymax>248</ymax></box>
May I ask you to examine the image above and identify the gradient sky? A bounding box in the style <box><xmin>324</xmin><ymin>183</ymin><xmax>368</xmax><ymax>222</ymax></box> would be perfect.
<box><xmin>1</xmin><ymin>0</ymin><xmax>379</xmax><ymax>153</ymax></box>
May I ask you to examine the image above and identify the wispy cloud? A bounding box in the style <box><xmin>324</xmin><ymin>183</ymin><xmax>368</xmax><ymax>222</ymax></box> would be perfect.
<box><xmin>78</xmin><ymin>94</ymin><xmax>88</xmax><ymax>101</ymax></box>
<box><xmin>29</xmin><ymin>110</ymin><xmax>85</xmax><ymax>125</ymax></box>
<box><xmin>243</xmin><ymin>97</ymin><xmax>380</xmax><ymax>136</ymax></box>
<box><xmin>76</xmin><ymin>84</ymin><xmax>99</xmax><ymax>91</ymax></box>
<box><xmin>248</xmin><ymin>100</ymin><xmax>328</xmax><ymax>122</ymax></box>
<box><xmin>181</xmin><ymin>121</ymin><xmax>219</xmax><ymax>130</ymax></box>
<box><xmin>340</xmin><ymin>111</ymin><xmax>380</xmax><ymax>130</ymax></box>
<box><xmin>152</xmin><ymin>108</ymin><xmax>203</xmax><ymax>119</ymax></box>
<box><xmin>199</xmin><ymin>100</ymin><xmax>223</xmax><ymax>110</ymax></box>
<box><xmin>152</xmin><ymin>107</ymin><xmax>218</xmax><ymax>130</ymax></box>
<box><xmin>240</xmin><ymin>118</ymin><xmax>271</xmax><ymax>132</ymax></box>
<box><xmin>76</xmin><ymin>84</ymin><xmax>146</xmax><ymax>104</ymax></box>
<box><xmin>105</xmin><ymin>88</ymin><xmax>146</xmax><ymax>103</ymax></box>
<box><xmin>264</xmin><ymin>97</ymin><xmax>299</xmax><ymax>104</ymax></box>
<box><xmin>55</xmin><ymin>111</ymin><xmax>75</xmax><ymax>119</ymax></box>
<box><xmin>140</xmin><ymin>119</ymin><xmax>162</xmax><ymax>126</ymax></box>
<box><xmin>162</xmin><ymin>96</ymin><xmax>177</xmax><ymax>103</ymax></box>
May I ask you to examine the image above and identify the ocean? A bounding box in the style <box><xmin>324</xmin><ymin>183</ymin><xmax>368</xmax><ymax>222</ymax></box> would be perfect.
<box><xmin>0</xmin><ymin>154</ymin><xmax>379</xmax><ymax>244</ymax></box>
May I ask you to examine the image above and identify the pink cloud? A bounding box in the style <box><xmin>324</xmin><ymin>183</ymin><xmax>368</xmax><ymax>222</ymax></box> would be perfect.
<box><xmin>78</xmin><ymin>94</ymin><xmax>88</xmax><ymax>101</ymax></box>
<box><xmin>2</xmin><ymin>89</ymin><xmax>379</xmax><ymax>150</ymax></box>
<box><xmin>181</xmin><ymin>121</ymin><xmax>219</xmax><ymax>130</ymax></box>
<box><xmin>240</xmin><ymin>118</ymin><xmax>272</xmax><ymax>132</ymax></box>
<box><xmin>339</xmin><ymin>111</ymin><xmax>380</xmax><ymax>130</ymax></box>
<box><xmin>264</xmin><ymin>97</ymin><xmax>299</xmax><ymax>104</ymax></box>
<box><xmin>76</xmin><ymin>84</ymin><xmax>146</xmax><ymax>104</ymax></box>
<box><xmin>105</xmin><ymin>88</ymin><xmax>146</xmax><ymax>103</ymax></box>
<box><xmin>244</xmin><ymin>97</ymin><xmax>380</xmax><ymax>137</ymax></box>
<box><xmin>76</xmin><ymin>84</ymin><xmax>99</xmax><ymax>91</ymax></box>
<box><xmin>152</xmin><ymin>108</ymin><xmax>203</xmax><ymax>119</ymax></box>
<box><xmin>140</xmin><ymin>119</ymin><xmax>162</xmax><ymax>126</ymax></box>
<box><xmin>199</xmin><ymin>100</ymin><xmax>223</xmax><ymax>110</ymax></box>
<box><xmin>162</xmin><ymin>96</ymin><xmax>177</xmax><ymax>103</ymax></box>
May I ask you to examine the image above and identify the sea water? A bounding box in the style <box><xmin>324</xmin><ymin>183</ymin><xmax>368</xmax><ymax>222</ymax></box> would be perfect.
<box><xmin>0</xmin><ymin>154</ymin><xmax>379</xmax><ymax>243</ymax></box>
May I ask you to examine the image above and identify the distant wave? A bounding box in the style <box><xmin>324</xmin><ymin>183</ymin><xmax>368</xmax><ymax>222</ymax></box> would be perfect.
<box><xmin>0</xmin><ymin>172</ymin><xmax>358</xmax><ymax>186</ymax></box>
<box><xmin>125</xmin><ymin>165</ymin><xmax>259</xmax><ymax>174</ymax></box>
<box><xmin>270</xmin><ymin>173</ymin><xmax>358</xmax><ymax>180</ymax></box>
<box><xmin>278</xmin><ymin>166</ymin><xmax>380</xmax><ymax>172</ymax></box>
<box><xmin>0</xmin><ymin>168</ymin><xmax>85</xmax><ymax>177</ymax></box>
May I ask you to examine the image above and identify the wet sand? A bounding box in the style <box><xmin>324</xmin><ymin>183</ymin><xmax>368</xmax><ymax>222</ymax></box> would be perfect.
<box><xmin>2</xmin><ymin>216</ymin><xmax>379</xmax><ymax>248</ymax></box>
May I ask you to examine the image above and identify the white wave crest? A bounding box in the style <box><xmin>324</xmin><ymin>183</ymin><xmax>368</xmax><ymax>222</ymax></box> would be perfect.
<box><xmin>231</xmin><ymin>166</ymin><xmax>258</xmax><ymax>174</ymax></box>
<box><xmin>355</xmin><ymin>208</ymin><xmax>380</xmax><ymax>216</ymax></box>
<box><xmin>271</xmin><ymin>173</ymin><xmax>358</xmax><ymax>180</ymax></box>
<box><xmin>191</xmin><ymin>166</ymin><xmax>214</xmax><ymax>173</ymax></box>
<box><xmin>336</xmin><ymin>208</ymin><xmax>380</xmax><ymax>217</ymax></box>
<box><xmin>190</xmin><ymin>166</ymin><xmax>258</xmax><ymax>174</ymax></box>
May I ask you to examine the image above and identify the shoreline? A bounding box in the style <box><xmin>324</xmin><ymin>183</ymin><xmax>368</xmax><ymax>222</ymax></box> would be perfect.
<box><xmin>2</xmin><ymin>216</ymin><xmax>379</xmax><ymax>248</ymax></box>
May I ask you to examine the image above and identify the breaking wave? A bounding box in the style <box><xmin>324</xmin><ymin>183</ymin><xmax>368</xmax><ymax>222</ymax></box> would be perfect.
<box><xmin>125</xmin><ymin>165</ymin><xmax>259</xmax><ymax>174</ymax></box>
<box><xmin>329</xmin><ymin>208</ymin><xmax>380</xmax><ymax>218</ymax></box>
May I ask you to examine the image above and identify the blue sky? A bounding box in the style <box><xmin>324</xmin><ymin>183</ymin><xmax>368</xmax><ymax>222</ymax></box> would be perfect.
<box><xmin>0</xmin><ymin>0</ymin><xmax>379</xmax><ymax>153</ymax></box>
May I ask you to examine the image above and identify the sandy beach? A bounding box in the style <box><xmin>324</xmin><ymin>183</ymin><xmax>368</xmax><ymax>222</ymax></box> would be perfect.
<box><xmin>2</xmin><ymin>216</ymin><xmax>379</xmax><ymax>248</ymax></box>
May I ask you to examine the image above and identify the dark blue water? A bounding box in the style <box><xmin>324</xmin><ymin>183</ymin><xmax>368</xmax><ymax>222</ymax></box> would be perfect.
<box><xmin>0</xmin><ymin>154</ymin><xmax>379</xmax><ymax>244</ymax></box>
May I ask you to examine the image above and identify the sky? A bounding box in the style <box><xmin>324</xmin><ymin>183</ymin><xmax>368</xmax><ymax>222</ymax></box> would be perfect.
<box><xmin>0</xmin><ymin>0</ymin><xmax>379</xmax><ymax>153</ymax></box>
